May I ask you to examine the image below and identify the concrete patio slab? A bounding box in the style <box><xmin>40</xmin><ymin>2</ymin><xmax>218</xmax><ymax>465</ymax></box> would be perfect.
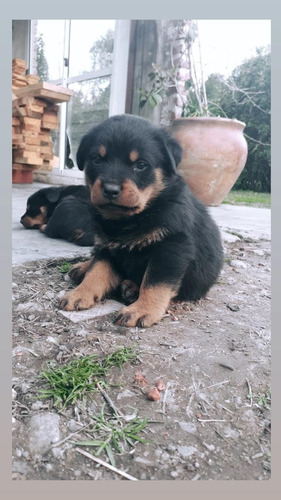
<box><xmin>12</xmin><ymin>182</ymin><xmax>271</xmax><ymax>267</ymax></box>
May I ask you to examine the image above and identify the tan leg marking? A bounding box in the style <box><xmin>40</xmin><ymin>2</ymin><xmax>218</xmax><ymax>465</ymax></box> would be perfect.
<box><xmin>60</xmin><ymin>260</ymin><xmax>121</xmax><ymax>311</ymax></box>
<box><xmin>115</xmin><ymin>284</ymin><xmax>176</xmax><ymax>327</ymax></box>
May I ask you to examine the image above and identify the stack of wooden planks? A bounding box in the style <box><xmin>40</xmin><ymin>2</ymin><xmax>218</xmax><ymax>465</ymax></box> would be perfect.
<box><xmin>12</xmin><ymin>97</ymin><xmax>59</xmax><ymax>171</ymax></box>
<box><xmin>12</xmin><ymin>58</ymin><xmax>40</xmax><ymax>90</ymax></box>
<box><xmin>12</xmin><ymin>59</ymin><xmax>73</xmax><ymax>178</ymax></box>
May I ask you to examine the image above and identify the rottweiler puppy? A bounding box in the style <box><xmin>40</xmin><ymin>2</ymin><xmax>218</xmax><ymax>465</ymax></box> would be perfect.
<box><xmin>59</xmin><ymin>114</ymin><xmax>224</xmax><ymax>327</ymax></box>
<box><xmin>20</xmin><ymin>185</ymin><xmax>95</xmax><ymax>246</ymax></box>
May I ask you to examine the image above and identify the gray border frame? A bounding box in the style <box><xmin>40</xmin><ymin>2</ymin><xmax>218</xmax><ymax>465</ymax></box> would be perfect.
<box><xmin>3</xmin><ymin>1</ymin><xmax>279</xmax><ymax>499</ymax></box>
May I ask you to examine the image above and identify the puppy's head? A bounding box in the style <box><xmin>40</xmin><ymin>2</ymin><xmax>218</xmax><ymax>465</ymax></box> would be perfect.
<box><xmin>20</xmin><ymin>187</ymin><xmax>63</xmax><ymax>229</ymax></box>
<box><xmin>76</xmin><ymin>114</ymin><xmax>182</xmax><ymax>219</ymax></box>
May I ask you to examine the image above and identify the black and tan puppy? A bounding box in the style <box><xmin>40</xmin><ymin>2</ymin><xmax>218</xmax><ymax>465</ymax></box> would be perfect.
<box><xmin>20</xmin><ymin>185</ymin><xmax>95</xmax><ymax>246</ymax></box>
<box><xmin>60</xmin><ymin>114</ymin><xmax>224</xmax><ymax>327</ymax></box>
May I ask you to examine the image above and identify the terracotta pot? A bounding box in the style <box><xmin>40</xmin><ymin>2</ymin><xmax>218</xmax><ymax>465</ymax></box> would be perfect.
<box><xmin>12</xmin><ymin>168</ymin><xmax>34</xmax><ymax>184</ymax></box>
<box><xmin>170</xmin><ymin>117</ymin><xmax>248</xmax><ymax>206</ymax></box>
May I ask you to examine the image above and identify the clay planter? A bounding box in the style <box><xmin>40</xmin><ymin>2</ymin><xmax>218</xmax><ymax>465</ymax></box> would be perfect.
<box><xmin>170</xmin><ymin>117</ymin><xmax>248</xmax><ymax>206</ymax></box>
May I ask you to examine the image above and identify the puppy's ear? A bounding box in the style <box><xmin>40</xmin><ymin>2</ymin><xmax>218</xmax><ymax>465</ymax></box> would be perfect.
<box><xmin>76</xmin><ymin>130</ymin><xmax>96</xmax><ymax>171</ymax></box>
<box><xmin>76</xmin><ymin>135</ymin><xmax>87</xmax><ymax>171</ymax></box>
<box><xmin>45</xmin><ymin>187</ymin><xmax>62</xmax><ymax>203</ymax></box>
<box><xmin>157</xmin><ymin>130</ymin><xmax>183</xmax><ymax>175</ymax></box>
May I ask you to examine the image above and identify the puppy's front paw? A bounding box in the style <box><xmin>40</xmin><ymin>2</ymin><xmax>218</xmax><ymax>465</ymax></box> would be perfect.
<box><xmin>114</xmin><ymin>303</ymin><xmax>163</xmax><ymax>328</ymax></box>
<box><xmin>59</xmin><ymin>289</ymin><xmax>99</xmax><ymax>311</ymax></box>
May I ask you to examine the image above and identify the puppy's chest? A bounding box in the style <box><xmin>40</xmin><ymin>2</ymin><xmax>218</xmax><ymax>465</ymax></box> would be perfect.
<box><xmin>94</xmin><ymin>225</ymin><xmax>169</xmax><ymax>252</ymax></box>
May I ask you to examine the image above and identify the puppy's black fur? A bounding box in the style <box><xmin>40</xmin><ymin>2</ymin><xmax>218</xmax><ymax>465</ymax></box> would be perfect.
<box><xmin>20</xmin><ymin>185</ymin><xmax>94</xmax><ymax>246</ymax></box>
<box><xmin>60</xmin><ymin>114</ymin><xmax>224</xmax><ymax>327</ymax></box>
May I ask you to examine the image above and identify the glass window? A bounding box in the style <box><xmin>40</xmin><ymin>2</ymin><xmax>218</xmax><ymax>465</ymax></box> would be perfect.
<box><xmin>35</xmin><ymin>20</ymin><xmax>65</xmax><ymax>81</ymax></box>
<box><xmin>68</xmin><ymin>20</ymin><xmax>115</xmax><ymax>77</ymax></box>
<box><xmin>67</xmin><ymin>77</ymin><xmax>111</xmax><ymax>164</ymax></box>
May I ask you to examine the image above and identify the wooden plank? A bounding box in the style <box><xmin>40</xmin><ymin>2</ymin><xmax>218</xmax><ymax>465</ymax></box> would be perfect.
<box><xmin>15</xmin><ymin>106</ymin><xmax>43</xmax><ymax>119</ymax></box>
<box><xmin>12</xmin><ymin>126</ymin><xmax>21</xmax><ymax>135</ymax></box>
<box><xmin>23</xmin><ymin>135</ymin><xmax>41</xmax><ymax>146</ymax></box>
<box><xmin>12</xmin><ymin>74</ymin><xmax>27</xmax><ymax>82</ymax></box>
<box><xmin>17</xmin><ymin>96</ymin><xmax>48</xmax><ymax>108</ymax></box>
<box><xmin>40</xmin><ymin>152</ymin><xmax>54</xmax><ymax>160</ymax></box>
<box><xmin>39</xmin><ymin>145</ymin><xmax>53</xmax><ymax>154</ymax></box>
<box><xmin>12</xmin><ymin>117</ymin><xmax>21</xmax><ymax>126</ymax></box>
<box><xmin>42</xmin><ymin>110</ymin><xmax>59</xmax><ymax>122</ymax></box>
<box><xmin>13</xmin><ymin>152</ymin><xmax>43</xmax><ymax>166</ymax></box>
<box><xmin>21</xmin><ymin>130</ymin><xmax>39</xmax><ymax>138</ymax></box>
<box><xmin>14</xmin><ymin>82</ymin><xmax>73</xmax><ymax>103</ymax></box>
<box><xmin>15</xmin><ymin>144</ymin><xmax>42</xmax><ymax>153</ymax></box>
<box><xmin>12</xmin><ymin>58</ymin><xmax>26</xmax><ymax>67</ymax></box>
<box><xmin>21</xmin><ymin>117</ymin><xmax>41</xmax><ymax>132</ymax></box>
<box><xmin>26</xmin><ymin>74</ymin><xmax>40</xmax><ymax>84</ymax></box>
<box><xmin>41</xmin><ymin>121</ymin><xmax>59</xmax><ymax>130</ymax></box>
<box><xmin>12</xmin><ymin>80</ymin><xmax>28</xmax><ymax>88</ymax></box>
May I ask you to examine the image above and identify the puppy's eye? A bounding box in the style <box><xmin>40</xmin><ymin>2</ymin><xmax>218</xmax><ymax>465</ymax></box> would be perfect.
<box><xmin>91</xmin><ymin>156</ymin><xmax>101</xmax><ymax>165</ymax></box>
<box><xmin>135</xmin><ymin>160</ymin><xmax>149</xmax><ymax>171</ymax></box>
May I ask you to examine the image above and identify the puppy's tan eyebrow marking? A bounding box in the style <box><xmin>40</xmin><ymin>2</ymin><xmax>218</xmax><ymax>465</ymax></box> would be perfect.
<box><xmin>99</xmin><ymin>145</ymin><xmax>107</xmax><ymax>157</ymax></box>
<box><xmin>129</xmin><ymin>150</ymin><xmax>139</xmax><ymax>162</ymax></box>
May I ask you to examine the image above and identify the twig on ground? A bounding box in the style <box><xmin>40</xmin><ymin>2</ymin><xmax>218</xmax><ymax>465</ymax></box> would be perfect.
<box><xmin>76</xmin><ymin>447</ymin><xmax>138</xmax><ymax>481</ymax></box>
<box><xmin>186</xmin><ymin>393</ymin><xmax>195</xmax><ymax>416</ymax></box>
<box><xmin>245</xmin><ymin>378</ymin><xmax>253</xmax><ymax>406</ymax></box>
<box><xmin>206</xmin><ymin>380</ymin><xmax>230</xmax><ymax>389</ymax></box>
<box><xmin>46</xmin><ymin>423</ymin><xmax>92</xmax><ymax>451</ymax></box>
<box><xmin>161</xmin><ymin>381</ymin><xmax>171</xmax><ymax>416</ymax></box>
<box><xmin>216</xmin><ymin>403</ymin><xmax>234</xmax><ymax>415</ymax></box>
<box><xmin>198</xmin><ymin>419</ymin><xmax>227</xmax><ymax>423</ymax></box>
<box><xmin>214</xmin><ymin>428</ymin><xmax>233</xmax><ymax>446</ymax></box>
<box><xmin>218</xmin><ymin>363</ymin><xmax>234</xmax><ymax>371</ymax></box>
<box><xmin>96</xmin><ymin>382</ymin><xmax>124</xmax><ymax>418</ymax></box>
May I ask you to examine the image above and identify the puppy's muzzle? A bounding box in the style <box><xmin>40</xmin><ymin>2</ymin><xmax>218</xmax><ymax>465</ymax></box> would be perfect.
<box><xmin>102</xmin><ymin>182</ymin><xmax>122</xmax><ymax>200</ymax></box>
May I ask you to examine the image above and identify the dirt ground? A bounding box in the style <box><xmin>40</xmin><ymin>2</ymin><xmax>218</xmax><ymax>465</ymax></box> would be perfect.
<box><xmin>12</xmin><ymin>236</ymin><xmax>271</xmax><ymax>481</ymax></box>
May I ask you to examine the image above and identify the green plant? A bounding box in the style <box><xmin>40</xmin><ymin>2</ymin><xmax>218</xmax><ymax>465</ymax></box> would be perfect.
<box><xmin>57</xmin><ymin>261</ymin><xmax>73</xmax><ymax>274</ymax></box>
<box><xmin>38</xmin><ymin>347</ymin><xmax>139</xmax><ymax>408</ymax></box>
<box><xmin>73</xmin><ymin>404</ymin><xmax>150</xmax><ymax>466</ymax></box>
<box><xmin>256</xmin><ymin>389</ymin><xmax>271</xmax><ymax>410</ymax></box>
<box><xmin>205</xmin><ymin>47</ymin><xmax>271</xmax><ymax>193</ymax></box>
<box><xmin>138</xmin><ymin>20</ymin><xmax>209</xmax><ymax>117</ymax></box>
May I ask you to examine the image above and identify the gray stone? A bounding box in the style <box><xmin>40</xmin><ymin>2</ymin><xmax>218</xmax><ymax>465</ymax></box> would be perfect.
<box><xmin>29</xmin><ymin>413</ymin><xmax>60</xmax><ymax>454</ymax></box>
<box><xmin>230</xmin><ymin>259</ymin><xmax>247</xmax><ymax>269</ymax></box>
<box><xmin>179</xmin><ymin>421</ymin><xmax>197</xmax><ymax>433</ymax></box>
<box><xmin>178</xmin><ymin>445</ymin><xmax>197</xmax><ymax>459</ymax></box>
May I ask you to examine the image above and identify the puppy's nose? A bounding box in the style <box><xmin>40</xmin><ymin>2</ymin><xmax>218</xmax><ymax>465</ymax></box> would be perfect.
<box><xmin>102</xmin><ymin>182</ymin><xmax>121</xmax><ymax>199</ymax></box>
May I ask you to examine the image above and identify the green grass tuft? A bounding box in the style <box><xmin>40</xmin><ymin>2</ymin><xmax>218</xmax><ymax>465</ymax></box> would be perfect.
<box><xmin>38</xmin><ymin>347</ymin><xmax>138</xmax><ymax>408</ymax></box>
<box><xmin>57</xmin><ymin>261</ymin><xmax>73</xmax><ymax>274</ymax></box>
<box><xmin>73</xmin><ymin>404</ymin><xmax>150</xmax><ymax>466</ymax></box>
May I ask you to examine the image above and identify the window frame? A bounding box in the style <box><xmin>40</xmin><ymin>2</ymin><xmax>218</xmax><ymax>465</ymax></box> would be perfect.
<box><xmin>29</xmin><ymin>19</ymin><xmax>131</xmax><ymax>175</ymax></box>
